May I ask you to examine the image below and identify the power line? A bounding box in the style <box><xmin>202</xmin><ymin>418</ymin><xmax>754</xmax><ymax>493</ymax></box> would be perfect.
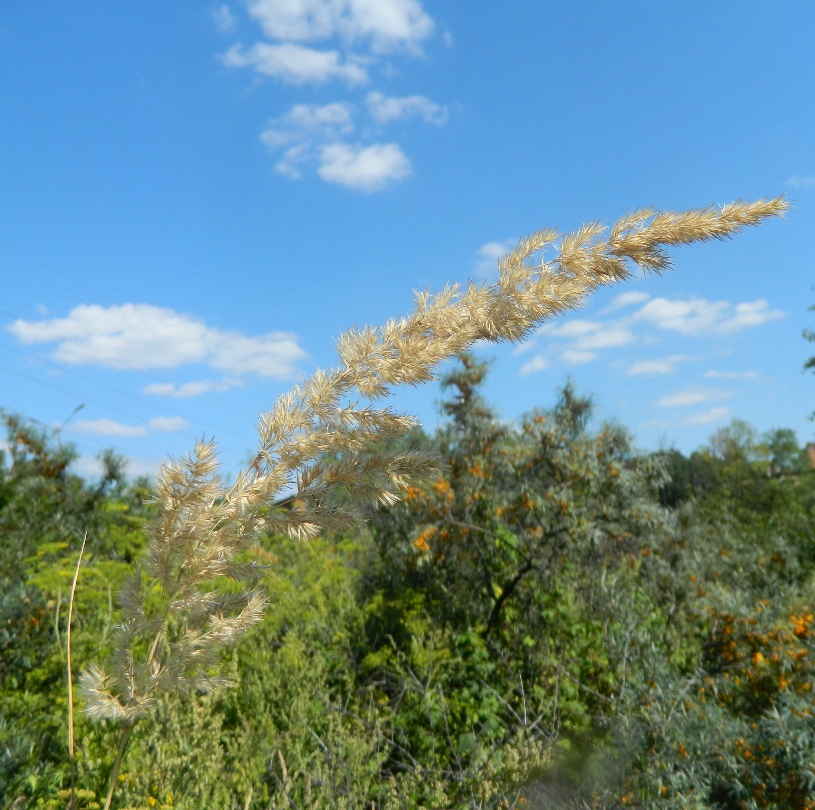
<box><xmin>0</xmin><ymin>343</ymin><xmax>249</xmax><ymax>443</ymax></box>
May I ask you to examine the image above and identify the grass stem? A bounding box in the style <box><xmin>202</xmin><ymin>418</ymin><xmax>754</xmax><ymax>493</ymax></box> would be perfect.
<box><xmin>66</xmin><ymin>532</ymin><xmax>87</xmax><ymax>810</ymax></box>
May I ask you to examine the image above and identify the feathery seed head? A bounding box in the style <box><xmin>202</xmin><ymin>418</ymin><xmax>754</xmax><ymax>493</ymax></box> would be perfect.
<box><xmin>83</xmin><ymin>196</ymin><xmax>786</xmax><ymax>727</ymax></box>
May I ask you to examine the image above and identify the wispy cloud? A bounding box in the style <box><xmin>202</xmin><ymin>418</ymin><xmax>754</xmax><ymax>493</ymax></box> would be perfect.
<box><xmin>562</xmin><ymin>349</ymin><xmax>598</xmax><ymax>365</ymax></box>
<box><xmin>536</xmin><ymin>318</ymin><xmax>634</xmax><ymax>367</ymax></box>
<box><xmin>71</xmin><ymin>454</ymin><xmax>163</xmax><ymax>480</ymax></box>
<box><xmin>626</xmin><ymin>355</ymin><xmax>690</xmax><ymax>376</ymax></box>
<box><xmin>146</xmin><ymin>416</ymin><xmax>189</xmax><ymax>432</ymax></box>
<box><xmin>72</xmin><ymin>419</ymin><xmax>148</xmax><ymax>438</ymax></box>
<box><xmin>475</xmin><ymin>239</ymin><xmax>515</xmax><ymax>278</ymax></box>
<box><xmin>680</xmin><ymin>406</ymin><xmax>731</xmax><ymax>426</ymax></box>
<box><xmin>212</xmin><ymin>5</ymin><xmax>236</xmax><ymax>34</ymax></box>
<box><xmin>519</xmin><ymin>356</ymin><xmax>550</xmax><ymax>376</ymax></box>
<box><xmin>223</xmin><ymin>43</ymin><xmax>368</xmax><ymax>85</ymax></box>
<box><xmin>8</xmin><ymin>304</ymin><xmax>307</xmax><ymax>379</ymax></box>
<box><xmin>602</xmin><ymin>291</ymin><xmax>650</xmax><ymax>314</ymax></box>
<box><xmin>262</xmin><ymin>101</ymin><xmax>355</xmax><ymax>178</ymax></box>
<box><xmin>70</xmin><ymin>416</ymin><xmax>189</xmax><ymax>438</ymax></box>
<box><xmin>366</xmin><ymin>91</ymin><xmax>448</xmax><ymax>124</ymax></box>
<box><xmin>788</xmin><ymin>174</ymin><xmax>815</xmax><ymax>190</ymax></box>
<box><xmin>519</xmin><ymin>294</ymin><xmax>785</xmax><ymax>377</ymax></box>
<box><xmin>144</xmin><ymin>378</ymin><xmax>243</xmax><ymax>398</ymax></box>
<box><xmin>657</xmin><ymin>388</ymin><xmax>730</xmax><ymax>408</ymax></box>
<box><xmin>703</xmin><ymin>369</ymin><xmax>759</xmax><ymax>380</ymax></box>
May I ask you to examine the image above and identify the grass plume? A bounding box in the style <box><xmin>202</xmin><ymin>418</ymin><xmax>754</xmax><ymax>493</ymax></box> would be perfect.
<box><xmin>79</xmin><ymin>196</ymin><xmax>787</xmax><ymax>805</ymax></box>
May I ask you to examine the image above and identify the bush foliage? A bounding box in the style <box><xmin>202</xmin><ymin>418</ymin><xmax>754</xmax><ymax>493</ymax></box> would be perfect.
<box><xmin>2</xmin><ymin>352</ymin><xmax>815</xmax><ymax>809</ymax></box>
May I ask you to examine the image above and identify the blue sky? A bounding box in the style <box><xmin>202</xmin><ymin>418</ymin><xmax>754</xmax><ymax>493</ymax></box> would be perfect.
<box><xmin>1</xmin><ymin>1</ymin><xmax>814</xmax><ymax>478</ymax></box>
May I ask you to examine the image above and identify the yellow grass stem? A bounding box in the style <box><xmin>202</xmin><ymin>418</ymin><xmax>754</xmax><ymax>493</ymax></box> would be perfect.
<box><xmin>66</xmin><ymin>532</ymin><xmax>87</xmax><ymax>810</ymax></box>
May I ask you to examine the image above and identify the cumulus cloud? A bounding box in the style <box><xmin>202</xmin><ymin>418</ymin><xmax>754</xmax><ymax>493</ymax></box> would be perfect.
<box><xmin>223</xmin><ymin>42</ymin><xmax>367</xmax><ymax>85</ymax></box>
<box><xmin>366</xmin><ymin>91</ymin><xmax>448</xmax><ymax>124</ymax></box>
<box><xmin>144</xmin><ymin>378</ymin><xmax>243</xmax><ymax>398</ymax></box>
<box><xmin>519</xmin><ymin>356</ymin><xmax>550</xmax><ymax>376</ymax></box>
<box><xmin>657</xmin><ymin>388</ymin><xmax>729</xmax><ymax>408</ymax></box>
<box><xmin>626</xmin><ymin>355</ymin><xmax>690</xmax><ymax>376</ymax></box>
<box><xmin>788</xmin><ymin>175</ymin><xmax>815</xmax><ymax>190</ymax></box>
<box><xmin>318</xmin><ymin>142</ymin><xmax>411</xmax><ymax>191</ymax></box>
<box><xmin>631</xmin><ymin>297</ymin><xmax>784</xmax><ymax>335</ymax></box>
<box><xmin>247</xmin><ymin>0</ymin><xmax>434</xmax><ymax>54</ymax></box>
<box><xmin>8</xmin><ymin>304</ymin><xmax>307</xmax><ymax>379</ymax></box>
<box><xmin>222</xmin><ymin>0</ymin><xmax>441</xmax><ymax>189</ymax></box>
<box><xmin>260</xmin><ymin>100</ymin><xmax>435</xmax><ymax>189</ymax></box>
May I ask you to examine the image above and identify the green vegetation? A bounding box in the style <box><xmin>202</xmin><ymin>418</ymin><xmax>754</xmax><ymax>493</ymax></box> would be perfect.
<box><xmin>3</xmin><ymin>354</ymin><xmax>815</xmax><ymax>809</ymax></box>
<box><xmin>0</xmin><ymin>200</ymin><xmax>797</xmax><ymax>807</ymax></box>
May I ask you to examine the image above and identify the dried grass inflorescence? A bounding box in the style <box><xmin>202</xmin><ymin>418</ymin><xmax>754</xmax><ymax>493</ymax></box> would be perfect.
<box><xmin>81</xmin><ymin>197</ymin><xmax>787</xmax><ymax>727</ymax></box>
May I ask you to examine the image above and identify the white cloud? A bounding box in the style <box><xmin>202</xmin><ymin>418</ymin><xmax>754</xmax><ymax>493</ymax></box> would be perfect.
<box><xmin>8</xmin><ymin>304</ymin><xmax>307</xmax><ymax>379</ymax></box>
<box><xmin>72</xmin><ymin>419</ymin><xmax>148</xmax><ymax>438</ymax></box>
<box><xmin>578</xmin><ymin>325</ymin><xmax>634</xmax><ymax>351</ymax></box>
<box><xmin>209</xmin><ymin>332</ymin><xmax>308</xmax><ymax>376</ymax></box>
<box><xmin>639</xmin><ymin>417</ymin><xmax>667</xmax><ymax>430</ymax></box>
<box><xmin>703</xmin><ymin>370</ymin><xmax>759</xmax><ymax>380</ymax></box>
<box><xmin>261</xmin><ymin>101</ymin><xmax>429</xmax><ymax>189</ymax></box>
<box><xmin>545</xmin><ymin>319</ymin><xmax>635</xmax><ymax>349</ymax></box>
<box><xmin>223</xmin><ymin>42</ymin><xmax>368</xmax><ymax>85</ymax></box>
<box><xmin>788</xmin><ymin>174</ymin><xmax>815</xmax><ymax>190</ymax></box>
<box><xmin>69</xmin><ymin>416</ymin><xmax>188</xmax><ymax>439</ymax></box>
<box><xmin>603</xmin><ymin>291</ymin><xmax>650</xmax><ymax>313</ymax></box>
<box><xmin>224</xmin><ymin>0</ymin><xmax>441</xmax><ymax>187</ymax></box>
<box><xmin>680</xmin><ymin>406</ymin><xmax>731</xmax><ymax>426</ymax></box>
<box><xmin>476</xmin><ymin>239</ymin><xmax>515</xmax><ymax>277</ymax></box>
<box><xmin>561</xmin><ymin>349</ymin><xmax>598</xmax><ymax>365</ymax></box>
<box><xmin>546</xmin><ymin>319</ymin><xmax>634</xmax><ymax>352</ymax></box>
<box><xmin>146</xmin><ymin>416</ymin><xmax>189</xmax><ymax>432</ymax></box>
<box><xmin>519</xmin><ymin>356</ymin><xmax>550</xmax><ymax>376</ymax></box>
<box><xmin>528</xmin><ymin>294</ymin><xmax>783</xmax><ymax>375</ymax></box>
<box><xmin>631</xmin><ymin>297</ymin><xmax>784</xmax><ymax>335</ymax></box>
<box><xmin>213</xmin><ymin>5</ymin><xmax>236</xmax><ymax>34</ymax></box>
<box><xmin>261</xmin><ymin>102</ymin><xmax>355</xmax><ymax>178</ymax></box>
<box><xmin>535</xmin><ymin>317</ymin><xmax>634</xmax><ymax>366</ymax></box>
<box><xmin>318</xmin><ymin>142</ymin><xmax>411</xmax><ymax>191</ymax></box>
<box><xmin>144</xmin><ymin>378</ymin><xmax>243</xmax><ymax>398</ymax></box>
<box><xmin>247</xmin><ymin>0</ymin><xmax>434</xmax><ymax>54</ymax></box>
<box><xmin>366</xmin><ymin>91</ymin><xmax>448</xmax><ymax>125</ymax></box>
<box><xmin>267</xmin><ymin>102</ymin><xmax>355</xmax><ymax>142</ymax></box>
<box><xmin>71</xmin><ymin>454</ymin><xmax>163</xmax><ymax>480</ymax></box>
<box><xmin>657</xmin><ymin>388</ymin><xmax>729</xmax><ymax>408</ymax></box>
<box><xmin>626</xmin><ymin>355</ymin><xmax>690</xmax><ymax>376</ymax></box>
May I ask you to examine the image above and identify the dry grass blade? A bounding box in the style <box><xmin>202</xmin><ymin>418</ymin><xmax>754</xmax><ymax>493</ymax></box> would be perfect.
<box><xmin>66</xmin><ymin>532</ymin><xmax>87</xmax><ymax>810</ymax></box>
